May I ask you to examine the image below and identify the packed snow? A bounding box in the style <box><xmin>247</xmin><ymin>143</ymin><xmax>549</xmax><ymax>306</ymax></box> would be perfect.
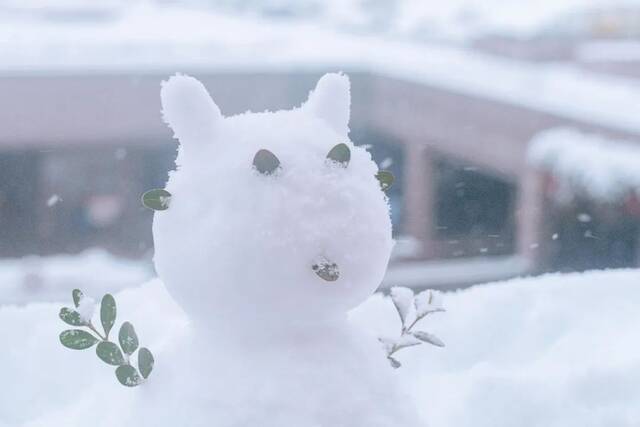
<box><xmin>351</xmin><ymin>268</ymin><xmax>640</xmax><ymax>427</ymax></box>
<box><xmin>528</xmin><ymin>127</ymin><xmax>640</xmax><ymax>201</ymax></box>
<box><xmin>3</xmin><ymin>268</ymin><xmax>639</xmax><ymax>426</ymax></box>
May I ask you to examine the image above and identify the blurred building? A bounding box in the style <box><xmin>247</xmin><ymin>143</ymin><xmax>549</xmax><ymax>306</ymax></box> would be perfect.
<box><xmin>2</xmin><ymin>63</ymin><xmax>639</xmax><ymax>284</ymax></box>
<box><xmin>2</xmin><ymin>3</ymin><xmax>640</xmax><ymax>287</ymax></box>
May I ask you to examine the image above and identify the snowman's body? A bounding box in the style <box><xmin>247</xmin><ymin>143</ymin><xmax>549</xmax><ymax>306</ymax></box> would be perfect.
<box><xmin>124</xmin><ymin>314</ymin><xmax>420</xmax><ymax>427</ymax></box>
<box><xmin>36</xmin><ymin>73</ymin><xmax>421</xmax><ymax>427</ymax></box>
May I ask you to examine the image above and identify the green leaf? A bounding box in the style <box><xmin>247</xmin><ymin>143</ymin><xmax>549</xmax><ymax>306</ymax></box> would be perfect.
<box><xmin>141</xmin><ymin>189</ymin><xmax>172</xmax><ymax>211</ymax></box>
<box><xmin>253</xmin><ymin>149</ymin><xmax>280</xmax><ymax>175</ymax></box>
<box><xmin>96</xmin><ymin>341</ymin><xmax>126</xmax><ymax>366</ymax></box>
<box><xmin>138</xmin><ymin>347</ymin><xmax>154</xmax><ymax>379</ymax></box>
<box><xmin>72</xmin><ymin>289</ymin><xmax>83</xmax><ymax>308</ymax></box>
<box><xmin>376</xmin><ymin>170</ymin><xmax>394</xmax><ymax>191</ymax></box>
<box><xmin>326</xmin><ymin>143</ymin><xmax>351</xmax><ymax>167</ymax></box>
<box><xmin>116</xmin><ymin>364</ymin><xmax>143</xmax><ymax>387</ymax></box>
<box><xmin>59</xmin><ymin>329</ymin><xmax>99</xmax><ymax>350</ymax></box>
<box><xmin>119</xmin><ymin>322</ymin><xmax>139</xmax><ymax>355</ymax></box>
<box><xmin>100</xmin><ymin>294</ymin><xmax>116</xmax><ymax>339</ymax></box>
<box><xmin>59</xmin><ymin>307</ymin><xmax>86</xmax><ymax>326</ymax></box>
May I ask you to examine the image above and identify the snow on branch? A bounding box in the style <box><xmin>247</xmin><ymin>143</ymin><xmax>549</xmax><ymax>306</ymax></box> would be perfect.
<box><xmin>380</xmin><ymin>287</ymin><xmax>445</xmax><ymax>369</ymax></box>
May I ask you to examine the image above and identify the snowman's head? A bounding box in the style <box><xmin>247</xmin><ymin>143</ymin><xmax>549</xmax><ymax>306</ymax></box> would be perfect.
<box><xmin>153</xmin><ymin>73</ymin><xmax>393</xmax><ymax>329</ymax></box>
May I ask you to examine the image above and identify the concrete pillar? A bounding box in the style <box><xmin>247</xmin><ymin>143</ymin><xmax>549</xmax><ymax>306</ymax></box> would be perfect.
<box><xmin>516</xmin><ymin>166</ymin><xmax>546</xmax><ymax>271</ymax></box>
<box><xmin>403</xmin><ymin>145</ymin><xmax>436</xmax><ymax>259</ymax></box>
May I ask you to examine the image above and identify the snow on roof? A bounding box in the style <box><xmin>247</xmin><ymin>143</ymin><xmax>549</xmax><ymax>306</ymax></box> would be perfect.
<box><xmin>2</xmin><ymin>4</ymin><xmax>640</xmax><ymax>135</ymax></box>
<box><xmin>576</xmin><ymin>40</ymin><xmax>640</xmax><ymax>62</ymax></box>
<box><xmin>528</xmin><ymin>127</ymin><xmax>640</xmax><ymax>201</ymax></box>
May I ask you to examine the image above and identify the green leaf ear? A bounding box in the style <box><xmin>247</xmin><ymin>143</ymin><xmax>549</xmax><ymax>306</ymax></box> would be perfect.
<box><xmin>326</xmin><ymin>143</ymin><xmax>350</xmax><ymax>167</ymax></box>
<box><xmin>253</xmin><ymin>149</ymin><xmax>281</xmax><ymax>175</ymax></box>
<box><xmin>375</xmin><ymin>170</ymin><xmax>394</xmax><ymax>191</ymax></box>
<box><xmin>142</xmin><ymin>189</ymin><xmax>172</xmax><ymax>211</ymax></box>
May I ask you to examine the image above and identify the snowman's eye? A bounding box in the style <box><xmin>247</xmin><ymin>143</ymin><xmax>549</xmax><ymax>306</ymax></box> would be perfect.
<box><xmin>253</xmin><ymin>149</ymin><xmax>281</xmax><ymax>175</ymax></box>
<box><xmin>326</xmin><ymin>143</ymin><xmax>350</xmax><ymax>167</ymax></box>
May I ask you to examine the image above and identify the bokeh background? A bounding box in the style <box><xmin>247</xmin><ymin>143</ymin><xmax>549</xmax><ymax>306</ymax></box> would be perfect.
<box><xmin>2</xmin><ymin>0</ymin><xmax>640</xmax><ymax>304</ymax></box>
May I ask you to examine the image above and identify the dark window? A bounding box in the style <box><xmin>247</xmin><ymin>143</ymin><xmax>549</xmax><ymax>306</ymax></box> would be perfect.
<box><xmin>435</xmin><ymin>157</ymin><xmax>515</xmax><ymax>257</ymax></box>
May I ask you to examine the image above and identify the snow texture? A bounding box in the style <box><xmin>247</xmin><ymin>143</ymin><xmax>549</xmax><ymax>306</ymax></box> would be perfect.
<box><xmin>528</xmin><ymin>127</ymin><xmax>640</xmax><ymax>201</ymax></box>
<box><xmin>351</xmin><ymin>269</ymin><xmax>640</xmax><ymax>427</ymax></box>
<box><xmin>75</xmin><ymin>294</ymin><xmax>95</xmax><ymax>323</ymax></box>
<box><xmin>5</xmin><ymin>268</ymin><xmax>640</xmax><ymax>426</ymax></box>
<box><xmin>0</xmin><ymin>249</ymin><xmax>151</xmax><ymax>306</ymax></box>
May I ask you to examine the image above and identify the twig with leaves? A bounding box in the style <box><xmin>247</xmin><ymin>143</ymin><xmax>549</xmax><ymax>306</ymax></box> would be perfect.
<box><xmin>58</xmin><ymin>289</ymin><xmax>154</xmax><ymax>387</ymax></box>
<box><xmin>380</xmin><ymin>287</ymin><xmax>445</xmax><ymax>369</ymax></box>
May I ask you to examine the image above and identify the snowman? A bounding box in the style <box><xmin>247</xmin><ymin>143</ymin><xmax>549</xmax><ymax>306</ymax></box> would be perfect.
<box><xmin>41</xmin><ymin>73</ymin><xmax>422</xmax><ymax>427</ymax></box>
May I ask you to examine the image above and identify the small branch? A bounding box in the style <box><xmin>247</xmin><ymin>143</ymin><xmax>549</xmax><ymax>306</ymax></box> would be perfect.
<box><xmin>87</xmin><ymin>321</ymin><xmax>107</xmax><ymax>341</ymax></box>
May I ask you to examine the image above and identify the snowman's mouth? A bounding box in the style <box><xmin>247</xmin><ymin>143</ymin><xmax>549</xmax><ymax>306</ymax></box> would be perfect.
<box><xmin>312</xmin><ymin>256</ymin><xmax>340</xmax><ymax>282</ymax></box>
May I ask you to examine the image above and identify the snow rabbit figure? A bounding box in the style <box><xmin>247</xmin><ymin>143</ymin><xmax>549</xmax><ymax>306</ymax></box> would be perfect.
<box><xmin>34</xmin><ymin>74</ymin><xmax>420</xmax><ymax>427</ymax></box>
<box><xmin>155</xmin><ymin>73</ymin><xmax>394</xmax><ymax>331</ymax></box>
<box><xmin>149</xmin><ymin>73</ymin><xmax>419</xmax><ymax>426</ymax></box>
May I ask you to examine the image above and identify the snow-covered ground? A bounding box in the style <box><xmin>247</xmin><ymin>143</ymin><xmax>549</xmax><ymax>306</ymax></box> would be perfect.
<box><xmin>2</xmin><ymin>266</ymin><xmax>639</xmax><ymax>426</ymax></box>
<box><xmin>359</xmin><ymin>268</ymin><xmax>640</xmax><ymax>426</ymax></box>
<box><xmin>0</xmin><ymin>249</ymin><xmax>152</xmax><ymax>306</ymax></box>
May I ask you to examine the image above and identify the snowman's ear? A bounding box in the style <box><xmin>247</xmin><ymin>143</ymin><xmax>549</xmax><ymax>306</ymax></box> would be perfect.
<box><xmin>304</xmin><ymin>73</ymin><xmax>351</xmax><ymax>135</ymax></box>
<box><xmin>160</xmin><ymin>74</ymin><xmax>222</xmax><ymax>147</ymax></box>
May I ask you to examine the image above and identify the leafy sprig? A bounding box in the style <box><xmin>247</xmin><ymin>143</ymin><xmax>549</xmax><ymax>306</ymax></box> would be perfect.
<box><xmin>380</xmin><ymin>286</ymin><xmax>445</xmax><ymax>369</ymax></box>
<box><xmin>58</xmin><ymin>289</ymin><xmax>154</xmax><ymax>387</ymax></box>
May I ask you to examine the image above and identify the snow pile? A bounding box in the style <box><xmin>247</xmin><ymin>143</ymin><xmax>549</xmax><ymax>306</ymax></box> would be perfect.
<box><xmin>0</xmin><ymin>279</ymin><xmax>186</xmax><ymax>427</ymax></box>
<box><xmin>528</xmin><ymin>127</ymin><xmax>640</xmax><ymax>201</ymax></box>
<box><xmin>0</xmin><ymin>249</ymin><xmax>152</xmax><ymax>306</ymax></box>
<box><xmin>351</xmin><ymin>268</ymin><xmax>640</xmax><ymax>427</ymax></box>
<box><xmin>4</xmin><ymin>268</ymin><xmax>639</xmax><ymax>426</ymax></box>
